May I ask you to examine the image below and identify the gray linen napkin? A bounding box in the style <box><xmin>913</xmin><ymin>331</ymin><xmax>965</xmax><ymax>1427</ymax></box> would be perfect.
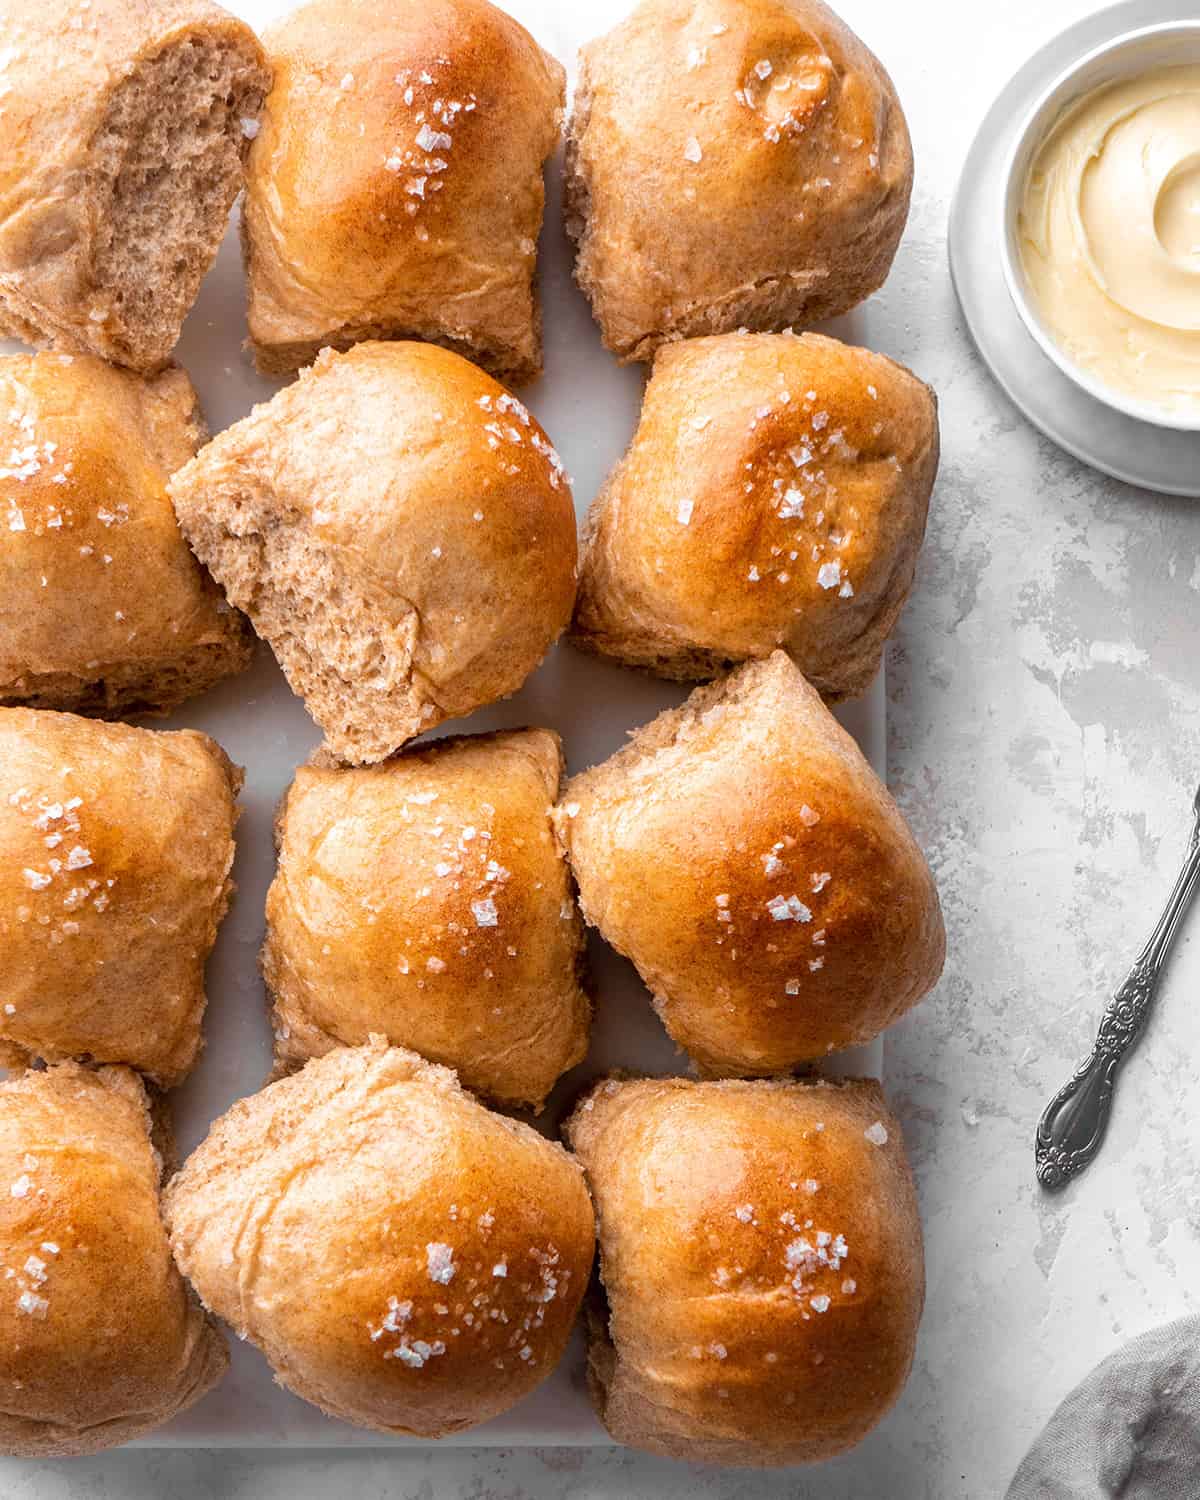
<box><xmin>1007</xmin><ymin>1317</ymin><xmax>1200</xmax><ymax>1499</ymax></box>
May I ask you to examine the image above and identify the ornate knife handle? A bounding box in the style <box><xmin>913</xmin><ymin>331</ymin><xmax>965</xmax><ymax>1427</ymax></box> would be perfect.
<box><xmin>1036</xmin><ymin>794</ymin><xmax>1200</xmax><ymax>1192</ymax></box>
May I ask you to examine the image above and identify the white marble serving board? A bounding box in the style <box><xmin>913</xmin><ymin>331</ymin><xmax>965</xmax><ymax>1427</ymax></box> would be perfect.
<box><xmin>0</xmin><ymin>0</ymin><xmax>889</xmax><ymax>1448</ymax></box>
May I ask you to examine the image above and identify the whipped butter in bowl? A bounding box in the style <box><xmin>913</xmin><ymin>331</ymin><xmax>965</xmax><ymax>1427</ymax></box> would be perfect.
<box><xmin>1004</xmin><ymin>26</ymin><xmax>1200</xmax><ymax>429</ymax></box>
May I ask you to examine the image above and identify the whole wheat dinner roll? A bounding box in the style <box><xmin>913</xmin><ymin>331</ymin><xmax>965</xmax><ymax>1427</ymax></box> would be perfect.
<box><xmin>164</xmin><ymin>1040</ymin><xmax>595</xmax><ymax>1437</ymax></box>
<box><xmin>263</xmin><ymin>729</ymin><xmax>589</xmax><ymax>1108</ymax></box>
<box><xmin>0</xmin><ymin>0</ymin><xmax>269</xmax><ymax>373</ymax></box>
<box><xmin>566</xmin><ymin>1074</ymin><xmax>923</xmax><ymax>1466</ymax></box>
<box><xmin>0</xmin><ymin>353</ymin><xmax>252</xmax><ymax>717</ymax></box>
<box><xmin>566</xmin><ymin>0</ymin><xmax>913</xmax><ymax>362</ymax></box>
<box><xmin>0</xmin><ymin>1062</ymin><xmax>227</xmax><ymax>1457</ymax></box>
<box><xmin>169</xmin><ymin>341</ymin><xmax>577</xmax><ymax>766</ymax></box>
<box><xmin>242</xmin><ymin>0</ymin><xmax>565</xmax><ymax>382</ymax></box>
<box><xmin>572</xmin><ymin>332</ymin><xmax>938</xmax><ymax>698</ymax></box>
<box><xmin>554</xmin><ymin>652</ymin><xmax>944</xmax><ymax>1075</ymax></box>
<box><xmin>0</xmin><ymin>709</ymin><xmax>240</xmax><ymax>1087</ymax></box>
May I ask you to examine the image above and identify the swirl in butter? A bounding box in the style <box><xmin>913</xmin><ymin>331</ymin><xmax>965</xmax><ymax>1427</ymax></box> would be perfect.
<box><xmin>1019</xmin><ymin>65</ymin><xmax>1200</xmax><ymax>416</ymax></box>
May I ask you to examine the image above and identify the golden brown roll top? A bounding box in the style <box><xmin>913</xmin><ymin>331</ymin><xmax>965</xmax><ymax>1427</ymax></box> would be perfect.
<box><xmin>243</xmin><ymin>0</ymin><xmax>565</xmax><ymax>381</ymax></box>
<box><xmin>0</xmin><ymin>0</ymin><xmax>269</xmax><ymax>372</ymax></box>
<box><xmin>566</xmin><ymin>1073</ymin><xmax>923</xmax><ymax>1466</ymax></box>
<box><xmin>566</xmin><ymin>0</ymin><xmax>913</xmax><ymax>361</ymax></box>
<box><xmin>573</xmin><ymin>332</ymin><xmax>939</xmax><ymax>697</ymax></box>
<box><xmin>262</xmin><ymin>728</ymin><xmax>590</xmax><ymax>1108</ymax></box>
<box><xmin>168</xmin><ymin>341</ymin><xmax>578</xmax><ymax>766</ymax></box>
<box><xmin>0</xmin><ymin>708</ymin><xmax>241</xmax><ymax>1087</ymax></box>
<box><xmin>0</xmin><ymin>352</ymin><xmax>252</xmax><ymax>716</ymax></box>
<box><xmin>164</xmin><ymin>1041</ymin><xmax>596</xmax><ymax>1438</ymax></box>
<box><xmin>554</xmin><ymin>652</ymin><xmax>944</xmax><ymax>1074</ymax></box>
<box><xmin>0</xmin><ymin>1063</ymin><xmax>227</xmax><ymax>1457</ymax></box>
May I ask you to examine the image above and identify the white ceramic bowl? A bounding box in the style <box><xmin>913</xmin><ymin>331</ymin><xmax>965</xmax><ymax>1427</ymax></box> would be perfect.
<box><xmin>1000</xmin><ymin>21</ymin><xmax>1200</xmax><ymax>432</ymax></box>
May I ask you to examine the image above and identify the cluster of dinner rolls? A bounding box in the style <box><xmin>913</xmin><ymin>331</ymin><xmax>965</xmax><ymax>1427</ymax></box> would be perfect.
<box><xmin>262</xmin><ymin>728</ymin><xmax>590</xmax><ymax>1108</ymax></box>
<box><xmin>0</xmin><ymin>0</ymin><xmax>914</xmax><ymax>383</ymax></box>
<box><xmin>0</xmin><ymin>1063</ymin><xmax>226</xmax><ymax>1457</ymax></box>
<box><xmin>0</xmin><ymin>0</ymin><xmax>931</xmax><ymax>751</ymax></box>
<box><xmin>0</xmin><ymin>0</ymin><xmax>941</xmax><ymax>1469</ymax></box>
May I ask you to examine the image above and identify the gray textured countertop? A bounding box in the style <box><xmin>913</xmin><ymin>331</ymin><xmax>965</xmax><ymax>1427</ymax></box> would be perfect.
<box><xmin>7</xmin><ymin>0</ymin><xmax>1199</xmax><ymax>1495</ymax></box>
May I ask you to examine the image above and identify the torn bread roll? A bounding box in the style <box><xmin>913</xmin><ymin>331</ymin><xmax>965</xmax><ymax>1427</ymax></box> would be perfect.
<box><xmin>572</xmin><ymin>332</ymin><xmax>938</xmax><ymax>698</ymax></box>
<box><xmin>262</xmin><ymin>728</ymin><xmax>590</xmax><ymax>1109</ymax></box>
<box><xmin>554</xmin><ymin>652</ymin><xmax>944</xmax><ymax>1075</ymax></box>
<box><xmin>0</xmin><ymin>0</ymin><xmax>269</xmax><ymax>372</ymax></box>
<box><xmin>242</xmin><ymin>0</ymin><xmax>565</xmax><ymax>382</ymax></box>
<box><xmin>0</xmin><ymin>1062</ymin><xmax>227</xmax><ymax>1457</ymax></box>
<box><xmin>164</xmin><ymin>1040</ymin><xmax>595</xmax><ymax>1437</ymax></box>
<box><xmin>566</xmin><ymin>1073</ymin><xmax>923</xmax><ymax>1466</ymax></box>
<box><xmin>0</xmin><ymin>708</ymin><xmax>241</xmax><ymax>1087</ymax></box>
<box><xmin>0</xmin><ymin>352</ymin><xmax>252</xmax><ymax>716</ymax></box>
<box><xmin>566</xmin><ymin>0</ymin><xmax>913</xmax><ymax>362</ymax></box>
<box><xmin>169</xmin><ymin>342</ymin><xmax>578</xmax><ymax>766</ymax></box>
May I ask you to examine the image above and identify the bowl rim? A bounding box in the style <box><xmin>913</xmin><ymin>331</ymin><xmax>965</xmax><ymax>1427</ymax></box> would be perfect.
<box><xmin>1000</xmin><ymin>19</ymin><xmax>1200</xmax><ymax>433</ymax></box>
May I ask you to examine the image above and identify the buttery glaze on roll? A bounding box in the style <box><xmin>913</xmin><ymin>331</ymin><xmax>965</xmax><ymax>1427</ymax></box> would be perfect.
<box><xmin>263</xmin><ymin>729</ymin><xmax>590</xmax><ymax>1109</ymax></box>
<box><xmin>554</xmin><ymin>652</ymin><xmax>944</xmax><ymax>1075</ymax></box>
<box><xmin>168</xmin><ymin>342</ymin><xmax>577</xmax><ymax>766</ymax></box>
<box><xmin>243</xmin><ymin>0</ymin><xmax>565</xmax><ymax>381</ymax></box>
<box><xmin>572</xmin><ymin>332</ymin><xmax>939</xmax><ymax>697</ymax></box>
<box><xmin>566</xmin><ymin>0</ymin><xmax>913</xmax><ymax>362</ymax></box>
<box><xmin>0</xmin><ymin>709</ymin><xmax>241</xmax><ymax>1087</ymax></box>
<box><xmin>566</xmin><ymin>1074</ymin><xmax>924</xmax><ymax>1466</ymax></box>
<box><xmin>164</xmin><ymin>1041</ymin><xmax>595</xmax><ymax>1438</ymax></box>
<box><xmin>0</xmin><ymin>1063</ymin><xmax>226</xmax><ymax>1457</ymax></box>
<box><xmin>0</xmin><ymin>353</ymin><xmax>251</xmax><ymax>716</ymax></box>
<box><xmin>1020</xmin><ymin>64</ymin><xmax>1200</xmax><ymax>415</ymax></box>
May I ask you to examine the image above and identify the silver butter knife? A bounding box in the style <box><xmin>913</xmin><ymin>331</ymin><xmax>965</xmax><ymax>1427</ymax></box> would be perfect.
<box><xmin>1036</xmin><ymin>782</ymin><xmax>1200</xmax><ymax>1192</ymax></box>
